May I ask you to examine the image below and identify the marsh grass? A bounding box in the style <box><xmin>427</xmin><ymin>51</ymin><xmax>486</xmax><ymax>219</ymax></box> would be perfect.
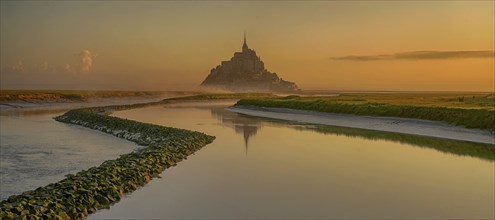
<box><xmin>236</xmin><ymin>93</ymin><xmax>495</xmax><ymax>131</ymax></box>
<box><xmin>299</xmin><ymin>93</ymin><xmax>495</xmax><ymax>109</ymax></box>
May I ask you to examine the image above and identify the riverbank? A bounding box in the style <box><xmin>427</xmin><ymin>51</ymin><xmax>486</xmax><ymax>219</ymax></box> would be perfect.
<box><xmin>235</xmin><ymin>94</ymin><xmax>495</xmax><ymax>131</ymax></box>
<box><xmin>228</xmin><ymin>106</ymin><xmax>494</xmax><ymax>145</ymax></box>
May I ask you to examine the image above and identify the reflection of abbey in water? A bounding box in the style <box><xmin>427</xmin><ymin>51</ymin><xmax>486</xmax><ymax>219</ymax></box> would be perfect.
<box><xmin>210</xmin><ymin>107</ymin><xmax>261</xmax><ymax>154</ymax></box>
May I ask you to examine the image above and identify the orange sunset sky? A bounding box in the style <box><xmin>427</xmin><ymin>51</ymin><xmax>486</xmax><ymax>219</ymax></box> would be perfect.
<box><xmin>1</xmin><ymin>1</ymin><xmax>493</xmax><ymax>91</ymax></box>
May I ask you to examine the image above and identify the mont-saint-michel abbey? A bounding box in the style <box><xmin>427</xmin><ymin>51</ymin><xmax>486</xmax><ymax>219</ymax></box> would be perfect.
<box><xmin>200</xmin><ymin>34</ymin><xmax>300</xmax><ymax>92</ymax></box>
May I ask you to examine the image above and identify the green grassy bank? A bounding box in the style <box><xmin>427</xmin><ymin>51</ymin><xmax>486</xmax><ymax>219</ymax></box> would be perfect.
<box><xmin>235</xmin><ymin>94</ymin><xmax>495</xmax><ymax>132</ymax></box>
<box><xmin>297</xmin><ymin>92</ymin><xmax>495</xmax><ymax>110</ymax></box>
<box><xmin>0</xmin><ymin>109</ymin><xmax>214</xmax><ymax>219</ymax></box>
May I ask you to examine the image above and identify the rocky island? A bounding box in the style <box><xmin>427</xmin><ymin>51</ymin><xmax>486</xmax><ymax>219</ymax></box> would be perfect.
<box><xmin>200</xmin><ymin>34</ymin><xmax>300</xmax><ymax>92</ymax></box>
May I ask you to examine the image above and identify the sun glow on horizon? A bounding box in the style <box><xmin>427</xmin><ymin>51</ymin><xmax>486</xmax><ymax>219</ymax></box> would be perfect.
<box><xmin>1</xmin><ymin>1</ymin><xmax>493</xmax><ymax>92</ymax></box>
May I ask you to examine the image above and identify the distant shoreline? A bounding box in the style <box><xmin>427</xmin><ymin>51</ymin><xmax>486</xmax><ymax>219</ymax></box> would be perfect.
<box><xmin>228</xmin><ymin>105</ymin><xmax>495</xmax><ymax>145</ymax></box>
<box><xmin>0</xmin><ymin>91</ymin><xmax>202</xmax><ymax>114</ymax></box>
<box><xmin>0</xmin><ymin>96</ymin><xmax>167</xmax><ymax>115</ymax></box>
<box><xmin>0</xmin><ymin>90</ymin><xmax>200</xmax><ymax>103</ymax></box>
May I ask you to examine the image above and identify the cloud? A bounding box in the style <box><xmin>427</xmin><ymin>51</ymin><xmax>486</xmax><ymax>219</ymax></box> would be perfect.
<box><xmin>64</xmin><ymin>64</ymin><xmax>73</xmax><ymax>74</ymax></box>
<box><xmin>79</xmin><ymin>49</ymin><xmax>96</xmax><ymax>73</ymax></box>
<box><xmin>1</xmin><ymin>58</ymin><xmax>27</xmax><ymax>74</ymax></box>
<box><xmin>331</xmin><ymin>50</ymin><xmax>495</xmax><ymax>61</ymax></box>
<box><xmin>10</xmin><ymin>58</ymin><xmax>26</xmax><ymax>73</ymax></box>
<box><xmin>2</xmin><ymin>49</ymin><xmax>97</xmax><ymax>75</ymax></box>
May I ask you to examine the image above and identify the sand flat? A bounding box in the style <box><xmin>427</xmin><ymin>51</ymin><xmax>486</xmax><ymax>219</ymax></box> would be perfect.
<box><xmin>228</xmin><ymin>106</ymin><xmax>495</xmax><ymax>145</ymax></box>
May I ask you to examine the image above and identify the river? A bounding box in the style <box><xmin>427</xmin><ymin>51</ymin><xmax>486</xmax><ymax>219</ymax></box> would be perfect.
<box><xmin>86</xmin><ymin>101</ymin><xmax>494</xmax><ymax>219</ymax></box>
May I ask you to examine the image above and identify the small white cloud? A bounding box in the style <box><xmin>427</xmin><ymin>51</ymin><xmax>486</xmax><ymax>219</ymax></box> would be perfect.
<box><xmin>2</xmin><ymin>58</ymin><xmax>26</xmax><ymax>74</ymax></box>
<box><xmin>79</xmin><ymin>49</ymin><xmax>96</xmax><ymax>73</ymax></box>
<box><xmin>11</xmin><ymin>58</ymin><xmax>26</xmax><ymax>73</ymax></box>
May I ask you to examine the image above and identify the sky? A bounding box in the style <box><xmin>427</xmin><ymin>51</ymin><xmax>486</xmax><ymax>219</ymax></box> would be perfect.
<box><xmin>1</xmin><ymin>1</ymin><xmax>494</xmax><ymax>92</ymax></box>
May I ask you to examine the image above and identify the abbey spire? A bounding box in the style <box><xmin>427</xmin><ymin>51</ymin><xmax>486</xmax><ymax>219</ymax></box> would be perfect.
<box><xmin>242</xmin><ymin>32</ymin><xmax>249</xmax><ymax>52</ymax></box>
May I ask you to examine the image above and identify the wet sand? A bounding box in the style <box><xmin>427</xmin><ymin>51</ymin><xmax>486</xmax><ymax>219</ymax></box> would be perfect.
<box><xmin>228</xmin><ymin>106</ymin><xmax>494</xmax><ymax>145</ymax></box>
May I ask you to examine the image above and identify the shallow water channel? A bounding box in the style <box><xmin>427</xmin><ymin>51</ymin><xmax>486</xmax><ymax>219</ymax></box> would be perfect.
<box><xmin>87</xmin><ymin>101</ymin><xmax>494</xmax><ymax>219</ymax></box>
<box><xmin>0</xmin><ymin>113</ymin><xmax>138</xmax><ymax>200</ymax></box>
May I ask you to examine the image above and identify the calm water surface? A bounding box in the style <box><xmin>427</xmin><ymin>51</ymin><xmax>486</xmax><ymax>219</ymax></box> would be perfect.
<box><xmin>0</xmin><ymin>113</ymin><xmax>137</xmax><ymax>200</ymax></box>
<box><xmin>89</xmin><ymin>101</ymin><xmax>494</xmax><ymax>219</ymax></box>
